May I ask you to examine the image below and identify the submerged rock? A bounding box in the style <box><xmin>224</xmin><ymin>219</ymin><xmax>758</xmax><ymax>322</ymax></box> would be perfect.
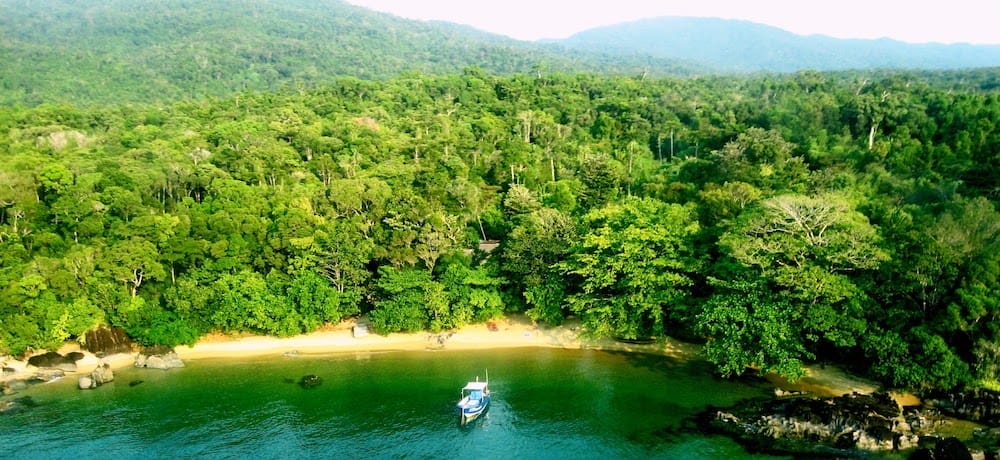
<box><xmin>299</xmin><ymin>374</ymin><xmax>322</xmax><ymax>389</ymax></box>
<box><xmin>0</xmin><ymin>396</ymin><xmax>37</xmax><ymax>415</ymax></box>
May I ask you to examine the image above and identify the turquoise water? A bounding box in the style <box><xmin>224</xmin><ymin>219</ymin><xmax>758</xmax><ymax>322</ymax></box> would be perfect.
<box><xmin>1</xmin><ymin>348</ymin><xmax>787</xmax><ymax>459</ymax></box>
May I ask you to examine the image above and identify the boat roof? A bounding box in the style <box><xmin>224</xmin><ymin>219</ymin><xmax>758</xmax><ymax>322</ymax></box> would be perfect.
<box><xmin>462</xmin><ymin>381</ymin><xmax>488</xmax><ymax>391</ymax></box>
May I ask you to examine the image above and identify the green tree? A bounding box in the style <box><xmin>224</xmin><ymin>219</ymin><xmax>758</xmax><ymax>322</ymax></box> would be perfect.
<box><xmin>561</xmin><ymin>197</ymin><xmax>701</xmax><ymax>338</ymax></box>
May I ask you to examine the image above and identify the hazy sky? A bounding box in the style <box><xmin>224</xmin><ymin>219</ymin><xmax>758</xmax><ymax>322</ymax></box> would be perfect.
<box><xmin>344</xmin><ymin>0</ymin><xmax>1000</xmax><ymax>45</ymax></box>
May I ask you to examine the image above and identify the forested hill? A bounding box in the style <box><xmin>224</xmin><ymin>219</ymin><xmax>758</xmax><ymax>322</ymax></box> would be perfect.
<box><xmin>0</xmin><ymin>0</ymin><xmax>695</xmax><ymax>106</ymax></box>
<box><xmin>1</xmin><ymin>71</ymin><xmax>998</xmax><ymax>391</ymax></box>
<box><xmin>554</xmin><ymin>17</ymin><xmax>1000</xmax><ymax>72</ymax></box>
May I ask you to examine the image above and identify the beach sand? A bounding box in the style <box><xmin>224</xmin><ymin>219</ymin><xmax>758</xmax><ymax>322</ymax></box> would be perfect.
<box><xmin>3</xmin><ymin>315</ymin><xmax>909</xmax><ymax>402</ymax></box>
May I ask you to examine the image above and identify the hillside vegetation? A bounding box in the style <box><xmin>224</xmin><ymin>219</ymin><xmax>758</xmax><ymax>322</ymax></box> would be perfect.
<box><xmin>1</xmin><ymin>70</ymin><xmax>998</xmax><ymax>391</ymax></box>
<box><xmin>0</xmin><ymin>0</ymin><xmax>694</xmax><ymax>106</ymax></box>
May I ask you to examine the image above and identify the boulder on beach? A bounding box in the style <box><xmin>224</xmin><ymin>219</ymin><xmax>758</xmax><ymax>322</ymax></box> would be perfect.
<box><xmin>135</xmin><ymin>349</ymin><xmax>185</xmax><ymax>370</ymax></box>
<box><xmin>85</xmin><ymin>326</ymin><xmax>134</xmax><ymax>357</ymax></box>
<box><xmin>27</xmin><ymin>351</ymin><xmax>81</xmax><ymax>371</ymax></box>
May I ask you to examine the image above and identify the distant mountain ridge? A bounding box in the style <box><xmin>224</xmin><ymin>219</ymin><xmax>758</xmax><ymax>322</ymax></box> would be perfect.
<box><xmin>552</xmin><ymin>16</ymin><xmax>1000</xmax><ymax>72</ymax></box>
<box><xmin>1</xmin><ymin>1</ymin><xmax>998</xmax><ymax>106</ymax></box>
<box><xmin>0</xmin><ymin>0</ymin><xmax>693</xmax><ymax>105</ymax></box>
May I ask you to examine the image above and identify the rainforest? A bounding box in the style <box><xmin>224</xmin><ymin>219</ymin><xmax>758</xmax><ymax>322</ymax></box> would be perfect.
<box><xmin>1</xmin><ymin>68</ymin><xmax>998</xmax><ymax>392</ymax></box>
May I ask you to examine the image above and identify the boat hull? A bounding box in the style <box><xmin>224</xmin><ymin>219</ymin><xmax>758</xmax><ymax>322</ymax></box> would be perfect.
<box><xmin>457</xmin><ymin>395</ymin><xmax>490</xmax><ymax>424</ymax></box>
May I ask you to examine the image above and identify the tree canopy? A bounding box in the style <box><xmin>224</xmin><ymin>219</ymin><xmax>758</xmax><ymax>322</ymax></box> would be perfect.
<box><xmin>1</xmin><ymin>69</ymin><xmax>998</xmax><ymax>391</ymax></box>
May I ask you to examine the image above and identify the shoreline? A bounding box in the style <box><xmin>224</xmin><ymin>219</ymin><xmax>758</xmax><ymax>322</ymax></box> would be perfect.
<box><xmin>2</xmin><ymin>315</ymin><xmax>901</xmax><ymax>402</ymax></box>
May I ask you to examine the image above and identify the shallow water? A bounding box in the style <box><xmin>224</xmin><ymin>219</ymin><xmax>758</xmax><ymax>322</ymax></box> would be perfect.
<box><xmin>1</xmin><ymin>348</ymin><xmax>790</xmax><ymax>459</ymax></box>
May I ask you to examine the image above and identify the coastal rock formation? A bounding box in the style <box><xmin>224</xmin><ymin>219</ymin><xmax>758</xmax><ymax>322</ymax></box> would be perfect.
<box><xmin>85</xmin><ymin>326</ymin><xmax>134</xmax><ymax>357</ymax></box>
<box><xmin>696</xmin><ymin>392</ymin><xmax>963</xmax><ymax>457</ymax></box>
<box><xmin>908</xmin><ymin>437</ymin><xmax>974</xmax><ymax>460</ymax></box>
<box><xmin>922</xmin><ymin>389</ymin><xmax>1000</xmax><ymax>427</ymax></box>
<box><xmin>134</xmin><ymin>348</ymin><xmax>185</xmax><ymax>370</ymax></box>
<box><xmin>26</xmin><ymin>351</ymin><xmax>83</xmax><ymax>372</ymax></box>
<box><xmin>79</xmin><ymin>364</ymin><xmax>116</xmax><ymax>390</ymax></box>
<box><xmin>27</xmin><ymin>369</ymin><xmax>66</xmax><ymax>384</ymax></box>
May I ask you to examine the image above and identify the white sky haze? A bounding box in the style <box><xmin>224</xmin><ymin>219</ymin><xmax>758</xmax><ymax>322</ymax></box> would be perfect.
<box><xmin>344</xmin><ymin>0</ymin><xmax>1000</xmax><ymax>45</ymax></box>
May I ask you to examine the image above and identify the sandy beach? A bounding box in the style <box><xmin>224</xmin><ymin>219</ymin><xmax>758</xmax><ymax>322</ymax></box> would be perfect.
<box><xmin>168</xmin><ymin>315</ymin><xmax>700</xmax><ymax>360</ymax></box>
<box><xmin>1</xmin><ymin>315</ymin><xmax>696</xmax><ymax>383</ymax></box>
<box><xmin>3</xmin><ymin>315</ymin><xmax>902</xmax><ymax>401</ymax></box>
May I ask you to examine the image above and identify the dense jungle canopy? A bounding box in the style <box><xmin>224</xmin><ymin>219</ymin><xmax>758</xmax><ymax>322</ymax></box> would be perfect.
<box><xmin>1</xmin><ymin>69</ymin><xmax>998</xmax><ymax>391</ymax></box>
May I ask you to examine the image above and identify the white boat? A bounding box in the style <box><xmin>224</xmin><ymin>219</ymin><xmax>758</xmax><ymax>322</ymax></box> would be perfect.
<box><xmin>456</xmin><ymin>372</ymin><xmax>491</xmax><ymax>424</ymax></box>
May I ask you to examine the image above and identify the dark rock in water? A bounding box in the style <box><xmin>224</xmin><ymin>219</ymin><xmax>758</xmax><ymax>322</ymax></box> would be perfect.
<box><xmin>695</xmin><ymin>392</ymin><xmax>913</xmax><ymax>456</ymax></box>
<box><xmin>922</xmin><ymin>388</ymin><xmax>1000</xmax><ymax>427</ymax></box>
<box><xmin>3</xmin><ymin>367</ymin><xmax>16</xmax><ymax>377</ymax></box>
<box><xmin>27</xmin><ymin>369</ymin><xmax>65</xmax><ymax>384</ymax></box>
<box><xmin>85</xmin><ymin>326</ymin><xmax>134</xmax><ymax>356</ymax></box>
<box><xmin>933</xmin><ymin>437</ymin><xmax>973</xmax><ymax>460</ymax></box>
<box><xmin>0</xmin><ymin>396</ymin><xmax>37</xmax><ymax>415</ymax></box>
<box><xmin>299</xmin><ymin>374</ymin><xmax>322</xmax><ymax>389</ymax></box>
<box><xmin>129</xmin><ymin>380</ymin><xmax>144</xmax><ymax>387</ymax></box>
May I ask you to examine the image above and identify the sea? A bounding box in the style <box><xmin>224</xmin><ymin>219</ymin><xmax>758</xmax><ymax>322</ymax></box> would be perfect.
<box><xmin>0</xmin><ymin>348</ymin><xmax>795</xmax><ymax>459</ymax></box>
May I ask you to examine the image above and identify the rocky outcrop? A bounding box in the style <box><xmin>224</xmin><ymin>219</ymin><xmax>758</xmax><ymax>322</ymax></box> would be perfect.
<box><xmin>697</xmin><ymin>392</ymin><xmax>960</xmax><ymax>457</ymax></box>
<box><xmin>85</xmin><ymin>326</ymin><xmax>134</xmax><ymax>357</ymax></box>
<box><xmin>26</xmin><ymin>351</ymin><xmax>83</xmax><ymax>372</ymax></box>
<box><xmin>134</xmin><ymin>347</ymin><xmax>185</xmax><ymax>370</ymax></box>
<box><xmin>922</xmin><ymin>389</ymin><xmax>1000</xmax><ymax>427</ymax></box>
<box><xmin>909</xmin><ymin>437</ymin><xmax>974</xmax><ymax>460</ymax></box>
<box><xmin>78</xmin><ymin>364</ymin><xmax>115</xmax><ymax>390</ymax></box>
<box><xmin>27</xmin><ymin>369</ymin><xmax>66</xmax><ymax>384</ymax></box>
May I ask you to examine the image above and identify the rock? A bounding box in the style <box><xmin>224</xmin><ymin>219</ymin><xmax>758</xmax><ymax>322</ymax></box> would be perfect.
<box><xmin>78</xmin><ymin>376</ymin><xmax>95</xmax><ymax>390</ymax></box>
<box><xmin>85</xmin><ymin>326</ymin><xmax>134</xmax><ymax>357</ymax></box>
<box><xmin>0</xmin><ymin>396</ymin><xmax>37</xmax><ymax>414</ymax></box>
<box><xmin>696</xmin><ymin>392</ymin><xmax>916</xmax><ymax>456</ymax></box>
<box><xmin>28</xmin><ymin>369</ymin><xmax>65</xmax><ymax>384</ymax></box>
<box><xmin>923</xmin><ymin>389</ymin><xmax>1000</xmax><ymax>427</ymax></box>
<box><xmin>135</xmin><ymin>350</ymin><xmax>184</xmax><ymax>370</ymax></box>
<box><xmin>1</xmin><ymin>380</ymin><xmax>18</xmax><ymax>396</ymax></box>
<box><xmin>2</xmin><ymin>367</ymin><xmax>15</xmax><ymax>377</ymax></box>
<box><xmin>91</xmin><ymin>364</ymin><xmax>114</xmax><ymax>385</ymax></box>
<box><xmin>935</xmin><ymin>437</ymin><xmax>973</xmax><ymax>460</ymax></box>
<box><xmin>299</xmin><ymin>374</ymin><xmax>322</xmax><ymax>389</ymax></box>
<box><xmin>6</xmin><ymin>379</ymin><xmax>28</xmax><ymax>391</ymax></box>
<box><xmin>27</xmin><ymin>351</ymin><xmax>80</xmax><ymax>371</ymax></box>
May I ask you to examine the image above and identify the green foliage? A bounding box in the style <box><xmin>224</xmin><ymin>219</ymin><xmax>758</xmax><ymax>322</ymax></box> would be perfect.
<box><xmin>561</xmin><ymin>197</ymin><xmax>701</xmax><ymax>339</ymax></box>
<box><xmin>1</xmin><ymin>69</ymin><xmax>998</xmax><ymax>391</ymax></box>
<box><xmin>0</xmin><ymin>0</ymin><xmax>696</xmax><ymax>106</ymax></box>
<box><xmin>697</xmin><ymin>277</ymin><xmax>808</xmax><ymax>380</ymax></box>
<box><xmin>369</xmin><ymin>266</ymin><xmax>441</xmax><ymax>334</ymax></box>
<box><xmin>209</xmin><ymin>271</ymin><xmax>299</xmax><ymax>337</ymax></box>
